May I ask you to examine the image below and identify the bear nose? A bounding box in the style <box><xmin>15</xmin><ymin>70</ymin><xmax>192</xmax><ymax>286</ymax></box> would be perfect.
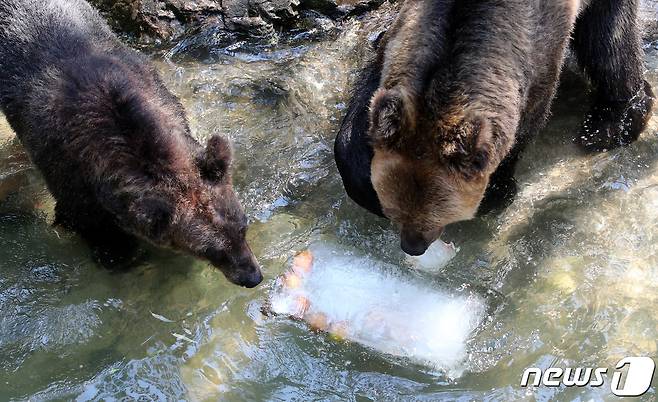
<box><xmin>237</xmin><ymin>267</ymin><xmax>263</xmax><ymax>288</ymax></box>
<box><xmin>400</xmin><ymin>230</ymin><xmax>430</xmax><ymax>256</ymax></box>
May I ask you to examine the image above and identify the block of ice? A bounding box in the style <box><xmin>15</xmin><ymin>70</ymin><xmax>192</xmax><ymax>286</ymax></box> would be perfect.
<box><xmin>267</xmin><ymin>243</ymin><xmax>486</xmax><ymax>376</ymax></box>
<box><xmin>405</xmin><ymin>240</ymin><xmax>458</xmax><ymax>272</ymax></box>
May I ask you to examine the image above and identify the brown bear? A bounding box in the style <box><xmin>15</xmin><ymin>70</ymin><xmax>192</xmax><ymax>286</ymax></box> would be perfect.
<box><xmin>0</xmin><ymin>0</ymin><xmax>263</xmax><ymax>287</ymax></box>
<box><xmin>335</xmin><ymin>0</ymin><xmax>654</xmax><ymax>255</ymax></box>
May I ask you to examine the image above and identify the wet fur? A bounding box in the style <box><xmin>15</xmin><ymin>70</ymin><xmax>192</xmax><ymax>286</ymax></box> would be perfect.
<box><xmin>0</xmin><ymin>0</ymin><xmax>262</xmax><ymax>287</ymax></box>
<box><xmin>335</xmin><ymin>0</ymin><xmax>654</xmax><ymax>249</ymax></box>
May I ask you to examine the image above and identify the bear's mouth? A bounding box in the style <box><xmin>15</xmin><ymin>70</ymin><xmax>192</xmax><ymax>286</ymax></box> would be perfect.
<box><xmin>229</xmin><ymin>265</ymin><xmax>263</xmax><ymax>288</ymax></box>
<box><xmin>400</xmin><ymin>226</ymin><xmax>444</xmax><ymax>256</ymax></box>
<box><xmin>203</xmin><ymin>247</ymin><xmax>263</xmax><ymax>287</ymax></box>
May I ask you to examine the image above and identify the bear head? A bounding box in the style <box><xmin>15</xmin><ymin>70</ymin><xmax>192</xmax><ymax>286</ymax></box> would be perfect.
<box><xmin>124</xmin><ymin>134</ymin><xmax>263</xmax><ymax>287</ymax></box>
<box><xmin>368</xmin><ymin>86</ymin><xmax>501</xmax><ymax>256</ymax></box>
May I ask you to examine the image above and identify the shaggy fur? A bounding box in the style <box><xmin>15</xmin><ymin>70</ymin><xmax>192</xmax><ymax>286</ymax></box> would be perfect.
<box><xmin>0</xmin><ymin>0</ymin><xmax>262</xmax><ymax>287</ymax></box>
<box><xmin>335</xmin><ymin>0</ymin><xmax>654</xmax><ymax>255</ymax></box>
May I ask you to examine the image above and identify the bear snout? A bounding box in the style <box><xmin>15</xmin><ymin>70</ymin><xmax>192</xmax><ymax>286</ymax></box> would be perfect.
<box><xmin>227</xmin><ymin>251</ymin><xmax>263</xmax><ymax>288</ymax></box>
<box><xmin>204</xmin><ymin>246</ymin><xmax>263</xmax><ymax>287</ymax></box>
<box><xmin>230</xmin><ymin>244</ymin><xmax>263</xmax><ymax>288</ymax></box>
<box><xmin>400</xmin><ymin>230</ymin><xmax>431</xmax><ymax>256</ymax></box>
<box><xmin>233</xmin><ymin>264</ymin><xmax>264</xmax><ymax>288</ymax></box>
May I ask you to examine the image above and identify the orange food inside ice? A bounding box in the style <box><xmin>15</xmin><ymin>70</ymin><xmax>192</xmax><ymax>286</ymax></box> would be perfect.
<box><xmin>306</xmin><ymin>312</ymin><xmax>329</xmax><ymax>331</ymax></box>
<box><xmin>329</xmin><ymin>321</ymin><xmax>348</xmax><ymax>341</ymax></box>
<box><xmin>284</xmin><ymin>272</ymin><xmax>302</xmax><ymax>289</ymax></box>
<box><xmin>291</xmin><ymin>295</ymin><xmax>310</xmax><ymax>318</ymax></box>
<box><xmin>292</xmin><ymin>250</ymin><xmax>314</xmax><ymax>274</ymax></box>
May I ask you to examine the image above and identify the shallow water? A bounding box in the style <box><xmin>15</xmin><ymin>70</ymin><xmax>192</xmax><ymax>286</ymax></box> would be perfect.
<box><xmin>1</xmin><ymin>6</ymin><xmax>657</xmax><ymax>401</ymax></box>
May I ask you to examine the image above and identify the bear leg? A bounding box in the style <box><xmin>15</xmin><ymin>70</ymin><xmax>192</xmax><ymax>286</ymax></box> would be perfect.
<box><xmin>88</xmin><ymin>230</ymin><xmax>142</xmax><ymax>271</ymax></box>
<box><xmin>477</xmin><ymin>149</ymin><xmax>520</xmax><ymax>216</ymax></box>
<box><xmin>334</xmin><ymin>57</ymin><xmax>385</xmax><ymax>217</ymax></box>
<box><xmin>55</xmin><ymin>201</ymin><xmax>141</xmax><ymax>270</ymax></box>
<box><xmin>572</xmin><ymin>0</ymin><xmax>655</xmax><ymax>152</ymax></box>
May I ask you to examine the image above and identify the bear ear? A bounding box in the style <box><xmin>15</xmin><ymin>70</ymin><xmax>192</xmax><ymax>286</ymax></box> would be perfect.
<box><xmin>132</xmin><ymin>195</ymin><xmax>175</xmax><ymax>240</ymax></box>
<box><xmin>198</xmin><ymin>135</ymin><xmax>232</xmax><ymax>183</ymax></box>
<box><xmin>446</xmin><ymin>118</ymin><xmax>494</xmax><ymax>179</ymax></box>
<box><xmin>368</xmin><ymin>87</ymin><xmax>413</xmax><ymax>148</ymax></box>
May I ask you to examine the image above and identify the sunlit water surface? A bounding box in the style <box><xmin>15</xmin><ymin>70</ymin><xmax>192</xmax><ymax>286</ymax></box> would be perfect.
<box><xmin>1</xmin><ymin>6</ymin><xmax>657</xmax><ymax>401</ymax></box>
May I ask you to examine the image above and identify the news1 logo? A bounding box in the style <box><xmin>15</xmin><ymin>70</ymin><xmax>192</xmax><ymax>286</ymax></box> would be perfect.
<box><xmin>521</xmin><ymin>357</ymin><xmax>656</xmax><ymax>397</ymax></box>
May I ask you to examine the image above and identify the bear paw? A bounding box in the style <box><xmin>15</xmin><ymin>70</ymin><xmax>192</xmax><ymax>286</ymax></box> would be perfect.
<box><xmin>577</xmin><ymin>80</ymin><xmax>655</xmax><ymax>152</ymax></box>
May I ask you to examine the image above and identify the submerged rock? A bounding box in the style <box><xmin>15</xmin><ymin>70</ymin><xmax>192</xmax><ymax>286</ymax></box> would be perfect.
<box><xmin>640</xmin><ymin>0</ymin><xmax>658</xmax><ymax>41</ymax></box>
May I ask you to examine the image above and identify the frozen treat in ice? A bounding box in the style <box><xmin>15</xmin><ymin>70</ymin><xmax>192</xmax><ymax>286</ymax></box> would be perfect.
<box><xmin>267</xmin><ymin>243</ymin><xmax>486</xmax><ymax>375</ymax></box>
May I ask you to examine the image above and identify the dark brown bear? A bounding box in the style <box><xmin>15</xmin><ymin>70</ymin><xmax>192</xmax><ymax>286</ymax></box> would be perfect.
<box><xmin>335</xmin><ymin>0</ymin><xmax>654</xmax><ymax>255</ymax></box>
<box><xmin>0</xmin><ymin>0</ymin><xmax>263</xmax><ymax>287</ymax></box>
